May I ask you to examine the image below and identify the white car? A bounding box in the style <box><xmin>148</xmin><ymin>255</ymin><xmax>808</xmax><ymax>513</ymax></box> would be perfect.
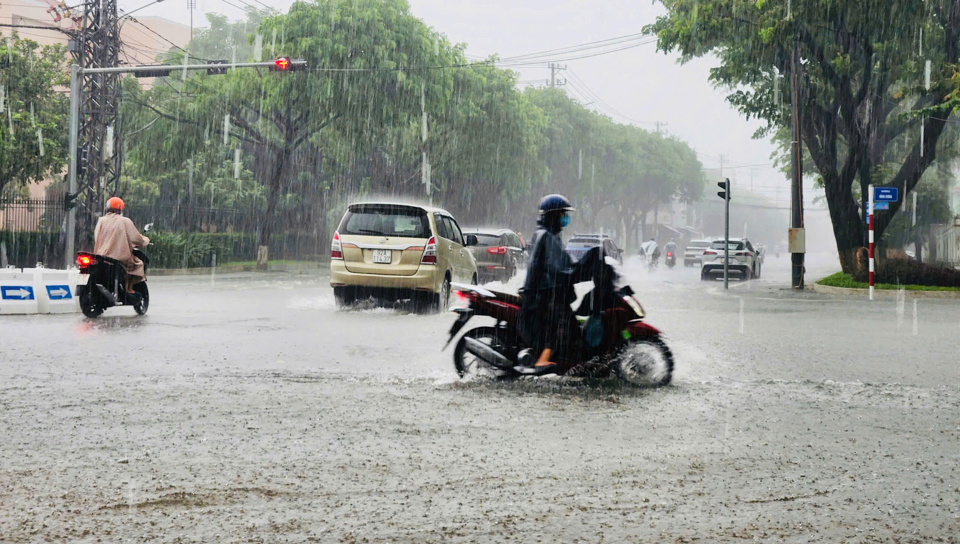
<box><xmin>700</xmin><ymin>238</ymin><xmax>761</xmax><ymax>281</ymax></box>
<box><xmin>684</xmin><ymin>239</ymin><xmax>712</xmax><ymax>267</ymax></box>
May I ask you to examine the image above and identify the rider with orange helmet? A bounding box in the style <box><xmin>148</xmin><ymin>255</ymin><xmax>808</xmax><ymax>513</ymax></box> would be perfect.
<box><xmin>93</xmin><ymin>197</ymin><xmax>150</xmax><ymax>293</ymax></box>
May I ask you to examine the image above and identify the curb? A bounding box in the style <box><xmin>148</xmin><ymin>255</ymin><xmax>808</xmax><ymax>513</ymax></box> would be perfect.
<box><xmin>151</xmin><ymin>262</ymin><xmax>328</xmax><ymax>276</ymax></box>
<box><xmin>811</xmin><ymin>280</ymin><xmax>960</xmax><ymax>300</ymax></box>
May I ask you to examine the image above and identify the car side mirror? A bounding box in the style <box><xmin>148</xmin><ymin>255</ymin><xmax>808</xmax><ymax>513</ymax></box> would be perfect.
<box><xmin>465</xmin><ymin>234</ymin><xmax>478</xmax><ymax>247</ymax></box>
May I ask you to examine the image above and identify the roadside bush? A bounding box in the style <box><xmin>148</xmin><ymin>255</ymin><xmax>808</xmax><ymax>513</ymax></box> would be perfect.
<box><xmin>854</xmin><ymin>257</ymin><xmax>960</xmax><ymax>287</ymax></box>
<box><xmin>146</xmin><ymin>231</ymin><xmax>322</xmax><ymax>268</ymax></box>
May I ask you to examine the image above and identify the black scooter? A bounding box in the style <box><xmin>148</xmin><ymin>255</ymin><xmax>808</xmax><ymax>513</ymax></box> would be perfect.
<box><xmin>75</xmin><ymin>248</ymin><xmax>150</xmax><ymax>318</ymax></box>
<box><xmin>664</xmin><ymin>243</ymin><xmax>678</xmax><ymax>268</ymax></box>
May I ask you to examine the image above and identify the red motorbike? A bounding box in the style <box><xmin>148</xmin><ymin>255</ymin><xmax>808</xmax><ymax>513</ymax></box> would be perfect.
<box><xmin>445</xmin><ymin>260</ymin><xmax>673</xmax><ymax>386</ymax></box>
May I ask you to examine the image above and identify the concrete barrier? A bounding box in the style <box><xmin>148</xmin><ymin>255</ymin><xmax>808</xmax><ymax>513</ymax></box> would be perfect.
<box><xmin>34</xmin><ymin>268</ymin><xmax>80</xmax><ymax>314</ymax></box>
<box><xmin>0</xmin><ymin>268</ymin><xmax>40</xmax><ymax>315</ymax></box>
<box><xmin>0</xmin><ymin>267</ymin><xmax>81</xmax><ymax>315</ymax></box>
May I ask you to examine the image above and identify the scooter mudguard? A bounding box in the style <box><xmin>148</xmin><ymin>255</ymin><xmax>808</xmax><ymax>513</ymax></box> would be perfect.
<box><xmin>626</xmin><ymin>320</ymin><xmax>662</xmax><ymax>338</ymax></box>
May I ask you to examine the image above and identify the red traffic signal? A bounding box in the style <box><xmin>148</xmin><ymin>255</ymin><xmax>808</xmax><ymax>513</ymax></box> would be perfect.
<box><xmin>269</xmin><ymin>57</ymin><xmax>306</xmax><ymax>72</ymax></box>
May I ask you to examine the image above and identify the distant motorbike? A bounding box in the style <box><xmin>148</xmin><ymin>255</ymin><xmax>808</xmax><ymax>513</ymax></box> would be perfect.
<box><xmin>640</xmin><ymin>240</ymin><xmax>660</xmax><ymax>270</ymax></box>
<box><xmin>664</xmin><ymin>242</ymin><xmax>678</xmax><ymax>268</ymax></box>
<box><xmin>75</xmin><ymin>248</ymin><xmax>150</xmax><ymax>318</ymax></box>
<box><xmin>446</xmin><ymin>249</ymin><xmax>673</xmax><ymax>387</ymax></box>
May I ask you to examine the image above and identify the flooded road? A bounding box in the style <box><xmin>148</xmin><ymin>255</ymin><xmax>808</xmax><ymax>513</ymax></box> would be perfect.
<box><xmin>2</xmin><ymin>255</ymin><xmax>959</xmax><ymax>542</ymax></box>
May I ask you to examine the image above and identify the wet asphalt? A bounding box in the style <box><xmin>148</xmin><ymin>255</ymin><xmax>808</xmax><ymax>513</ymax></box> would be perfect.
<box><xmin>2</xmin><ymin>255</ymin><xmax>959</xmax><ymax>542</ymax></box>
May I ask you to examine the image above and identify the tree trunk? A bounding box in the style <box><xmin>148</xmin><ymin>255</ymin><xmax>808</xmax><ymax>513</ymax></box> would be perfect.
<box><xmin>258</xmin><ymin>162</ymin><xmax>285</xmax><ymax>271</ymax></box>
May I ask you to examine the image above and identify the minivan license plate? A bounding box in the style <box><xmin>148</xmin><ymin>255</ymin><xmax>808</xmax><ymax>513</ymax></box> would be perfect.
<box><xmin>372</xmin><ymin>249</ymin><xmax>392</xmax><ymax>264</ymax></box>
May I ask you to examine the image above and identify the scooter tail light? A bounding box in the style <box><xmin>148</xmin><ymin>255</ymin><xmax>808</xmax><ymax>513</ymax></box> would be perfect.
<box><xmin>421</xmin><ymin>237</ymin><xmax>437</xmax><ymax>264</ymax></box>
<box><xmin>331</xmin><ymin>231</ymin><xmax>343</xmax><ymax>260</ymax></box>
<box><xmin>76</xmin><ymin>254</ymin><xmax>95</xmax><ymax>267</ymax></box>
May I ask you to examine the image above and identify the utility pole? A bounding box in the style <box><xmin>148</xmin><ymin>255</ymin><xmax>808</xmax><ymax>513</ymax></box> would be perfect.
<box><xmin>548</xmin><ymin>63</ymin><xmax>566</xmax><ymax>88</ymax></box>
<box><xmin>790</xmin><ymin>36</ymin><xmax>805</xmax><ymax>289</ymax></box>
<box><xmin>63</xmin><ymin>0</ymin><xmax>122</xmax><ymax>265</ymax></box>
<box><xmin>655</xmin><ymin>121</ymin><xmax>668</xmax><ymax>135</ymax></box>
<box><xmin>718</xmin><ymin>154</ymin><xmax>728</xmax><ymax>179</ymax></box>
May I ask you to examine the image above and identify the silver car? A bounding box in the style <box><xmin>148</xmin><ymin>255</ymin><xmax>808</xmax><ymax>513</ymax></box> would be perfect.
<box><xmin>700</xmin><ymin>238</ymin><xmax>761</xmax><ymax>281</ymax></box>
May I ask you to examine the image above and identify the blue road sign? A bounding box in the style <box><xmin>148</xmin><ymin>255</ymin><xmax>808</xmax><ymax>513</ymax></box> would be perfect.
<box><xmin>45</xmin><ymin>285</ymin><xmax>72</xmax><ymax>300</ymax></box>
<box><xmin>1</xmin><ymin>285</ymin><xmax>35</xmax><ymax>300</ymax></box>
<box><xmin>874</xmin><ymin>187</ymin><xmax>899</xmax><ymax>202</ymax></box>
<box><xmin>865</xmin><ymin>201</ymin><xmax>891</xmax><ymax>222</ymax></box>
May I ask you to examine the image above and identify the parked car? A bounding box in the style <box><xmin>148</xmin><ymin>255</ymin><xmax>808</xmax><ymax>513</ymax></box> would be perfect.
<box><xmin>566</xmin><ymin>234</ymin><xmax>623</xmax><ymax>264</ymax></box>
<box><xmin>700</xmin><ymin>237</ymin><xmax>761</xmax><ymax>281</ymax></box>
<box><xmin>462</xmin><ymin>228</ymin><xmax>525</xmax><ymax>283</ymax></box>
<box><xmin>684</xmin><ymin>239</ymin><xmax>712</xmax><ymax>267</ymax></box>
<box><xmin>330</xmin><ymin>202</ymin><xmax>478</xmax><ymax>311</ymax></box>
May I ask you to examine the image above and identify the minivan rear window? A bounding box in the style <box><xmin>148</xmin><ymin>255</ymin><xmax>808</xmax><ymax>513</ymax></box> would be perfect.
<box><xmin>340</xmin><ymin>205</ymin><xmax>430</xmax><ymax>238</ymax></box>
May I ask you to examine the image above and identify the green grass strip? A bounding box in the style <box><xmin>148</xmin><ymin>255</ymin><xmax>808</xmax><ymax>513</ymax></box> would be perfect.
<box><xmin>817</xmin><ymin>272</ymin><xmax>960</xmax><ymax>292</ymax></box>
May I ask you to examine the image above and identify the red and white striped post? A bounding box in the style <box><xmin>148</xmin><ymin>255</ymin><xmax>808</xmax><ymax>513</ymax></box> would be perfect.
<box><xmin>868</xmin><ymin>184</ymin><xmax>874</xmax><ymax>300</ymax></box>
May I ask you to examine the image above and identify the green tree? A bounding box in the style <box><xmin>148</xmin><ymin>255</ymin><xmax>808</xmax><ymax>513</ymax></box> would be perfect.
<box><xmin>125</xmin><ymin>0</ymin><xmax>458</xmax><ymax>265</ymax></box>
<box><xmin>647</xmin><ymin>0</ymin><xmax>960</xmax><ymax>273</ymax></box>
<box><xmin>0</xmin><ymin>36</ymin><xmax>69</xmax><ymax>196</ymax></box>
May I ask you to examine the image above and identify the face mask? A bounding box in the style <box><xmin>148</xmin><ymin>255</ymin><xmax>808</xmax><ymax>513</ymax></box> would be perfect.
<box><xmin>560</xmin><ymin>215</ymin><xmax>571</xmax><ymax>228</ymax></box>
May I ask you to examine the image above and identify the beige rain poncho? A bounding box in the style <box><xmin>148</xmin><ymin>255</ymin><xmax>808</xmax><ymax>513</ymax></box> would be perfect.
<box><xmin>93</xmin><ymin>213</ymin><xmax>151</xmax><ymax>281</ymax></box>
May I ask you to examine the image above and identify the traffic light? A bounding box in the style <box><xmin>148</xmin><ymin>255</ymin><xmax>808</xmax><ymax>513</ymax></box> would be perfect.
<box><xmin>269</xmin><ymin>57</ymin><xmax>306</xmax><ymax>72</ymax></box>
<box><xmin>206</xmin><ymin>60</ymin><xmax>229</xmax><ymax>75</ymax></box>
<box><xmin>717</xmin><ymin>178</ymin><xmax>731</xmax><ymax>201</ymax></box>
<box><xmin>64</xmin><ymin>192</ymin><xmax>78</xmax><ymax>211</ymax></box>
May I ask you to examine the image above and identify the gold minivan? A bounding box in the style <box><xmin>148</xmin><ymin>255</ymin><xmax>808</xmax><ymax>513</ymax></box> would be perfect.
<box><xmin>330</xmin><ymin>202</ymin><xmax>479</xmax><ymax>310</ymax></box>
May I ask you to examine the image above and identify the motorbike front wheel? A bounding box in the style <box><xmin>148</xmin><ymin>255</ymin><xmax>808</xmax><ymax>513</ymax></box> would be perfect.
<box><xmin>79</xmin><ymin>288</ymin><xmax>104</xmax><ymax>319</ymax></box>
<box><xmin>616</xmin><ymin>337</ymin><xmax>673</xmax><ymax>387</ymax></box>
<box><xmin>453</xmin><ymin>327</ymin><xmax>516</xmax><ymax>380</ymax></box>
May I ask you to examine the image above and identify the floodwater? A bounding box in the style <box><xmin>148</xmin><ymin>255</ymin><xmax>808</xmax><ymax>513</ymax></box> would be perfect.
<box><xmin>2</xmin><ymin>254</ymin><xmax>959</xmax><ymax>542</ymax></box>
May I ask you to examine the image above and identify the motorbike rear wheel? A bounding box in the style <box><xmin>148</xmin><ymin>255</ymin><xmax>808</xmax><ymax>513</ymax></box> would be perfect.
<box><xmin>133</xmin><ymin>282</ymin><xmax>149</xmax><ymax>315</ymax></box>
<box><xmin>453</xmin><ymin>326</ymin><xmax>516</xmax><ymax>380</ymax></box>
<box><xmin>616</xmin><ymin>338</ymin><xmax>673</xmax><ymax>387</ymax></box>
<box><xmin>79</xmin><ymin>289</ymin><xmax>104</xmax><ymax>319</ymax></box>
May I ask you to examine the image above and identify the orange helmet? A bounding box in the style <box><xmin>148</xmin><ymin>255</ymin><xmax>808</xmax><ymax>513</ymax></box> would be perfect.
<box><xmin>106</xmin><ymin>197</ymin><xmax>125</xmax><ymax>211</ymax></box>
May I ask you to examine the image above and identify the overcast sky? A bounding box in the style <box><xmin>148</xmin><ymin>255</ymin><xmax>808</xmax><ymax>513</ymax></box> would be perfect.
<box><xmin>119</xmin><ymin>0</ymin><xmax>800</xmax><ymax>204</ymax></box>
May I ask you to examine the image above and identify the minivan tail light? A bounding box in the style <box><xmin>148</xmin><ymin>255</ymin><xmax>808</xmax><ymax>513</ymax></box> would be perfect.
<box><xmin>487</xmin><ymin>246</ymin><xmax>508</xmax><ymax>255</ymax></box>
<box><xmin>703</xmin><ymin>250</ymin><xmax>718</xmax><ymax>255</ymax></box>
<box><xmin>421</xmin><ymin>236</ymin><xmax>437</xmax><ymax>264</ymax></box>
<box><xmin>331</xmin><ymin>231</ymin><xmax>343</xmax><ymax>260</ymax></box>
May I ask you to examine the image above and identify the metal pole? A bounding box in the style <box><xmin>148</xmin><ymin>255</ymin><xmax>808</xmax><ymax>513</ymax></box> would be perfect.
<box><xmin>724</xmin><ymin>184</ymin><xmax>730</xmax><ymax>290</ymax></box>
<box><xmin>65</xmin><ymin>64</ymin><xmax>80</xmax><ymax>268</ymax></box>
<box><xmin>790</xmin><ymin>36</ymin><xmax>805</xmax><ymax>289</ymax></box>
<box><xmin>868</xmin><ymin>184</ymin><xmax>875</xmax><ymax>300</ymax></box>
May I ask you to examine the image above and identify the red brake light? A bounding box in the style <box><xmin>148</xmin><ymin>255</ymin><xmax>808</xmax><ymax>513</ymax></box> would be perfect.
<box><xmin>703</xmin><ymin>250</ymin><xmax>717</xmax><ymax>255</ymax></box>
<box><xmin>331</xmin><ymin>231</ymin><xmax>343</xmax><ymax>260</ymax></box>
<box><xmin>77</xmin><ymin>254</ymin><xmax>93</xmax><ymax>267</ymax></box>
<box><xmin>487</xmin><ymin>246</ymin><xmax>508</xmax><ymax>255</ymax></box>
<box><xmin>421</xmin><ymin>236</ymin><xmax>437</xmax><ymax>264</ymax></box>
<box><xmin>667</xmin><ymin>252</ymin><xmax>673</xmax><ymax>257</ymax></box>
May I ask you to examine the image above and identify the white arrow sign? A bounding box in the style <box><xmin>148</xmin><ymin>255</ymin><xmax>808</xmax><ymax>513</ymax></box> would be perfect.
<box><xmin>1</xmin><ymin>287</ymin><xmax>33</xmax><ymax>299</ymax></box>
<box><xmin>50</xmin><ymin>288</ymin><xmax>68</xmax><ymax>298</ymax></box>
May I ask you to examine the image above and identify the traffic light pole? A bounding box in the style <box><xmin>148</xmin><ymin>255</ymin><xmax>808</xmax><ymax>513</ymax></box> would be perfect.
<box><xmin>723</xmin><ymin>183</ymin><xmax>730</xmax><ymax>290</ymax></box>
<box><xmin>63</xmin><ymin>58</ymin><xmax>304</xmax><ymax>268</ymax></box>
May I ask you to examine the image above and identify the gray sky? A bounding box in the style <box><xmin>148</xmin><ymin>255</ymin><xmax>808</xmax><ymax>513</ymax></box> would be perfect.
<box><xmin>121</xmin><ymin>0</ymin><xmax>801</xmax><ymax>205</ymax></box>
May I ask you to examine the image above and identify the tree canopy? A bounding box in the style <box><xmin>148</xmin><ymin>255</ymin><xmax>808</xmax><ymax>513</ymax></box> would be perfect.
<box><xmin>119</xmin><ymin>1</ymin><xmax>705</xmax><ymax>260</ymax></box>
<box><xmin>647</xmin><ymin>0</ymin><xmax>960</xmax><ymax>272</ymax></box>
<box><xmin>0</xmin><ymin>36</ymin><xmax>69</xmax><ymax>197</ymax></box>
